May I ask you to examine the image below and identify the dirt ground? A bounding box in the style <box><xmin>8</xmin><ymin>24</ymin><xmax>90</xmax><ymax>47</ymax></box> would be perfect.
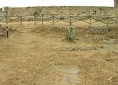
<box><xmin>0</xmin><ymin>21</ymin><xmax>118</xmax><ymax>85</ymax></box>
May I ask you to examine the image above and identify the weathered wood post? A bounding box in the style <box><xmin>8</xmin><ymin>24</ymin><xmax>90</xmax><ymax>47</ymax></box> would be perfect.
<box><xmin>89</xmin><ymin>16</ymin><xmax>92</xmax><ymax>28</ymax></box>
<box><xmin>6</xmin><ymin>16</ymin><xmax>8</xmax><ymax>25</ymax></box>
<box><xmin>6</xmin><ymin>26</ymin><xmax>9</xmax><ymax>38</ymax></box>
<box><xmin>20</xmin><ymin>16</ymin><xmax>22</xmax><ymax>26</ymax></box>
<box><xmin>5</xmin><ymin>7</ymin><xmax>9</xmax><ymax>25</ymax></box>
<box><xmin>52</xmin><ymin>15</ymin><xmax>55</xmax><ymax>25</ymax></box>
<box><xmin>69</xmin><ymin>16</ymin><xmax>72</xmax><ymax>26</ymax></box>
<box><xmin>106</xmin><ymin>16</ymin><xmax>109</xmax><ymax>28</ymax></box>
<box><xmin>6</xmin><ymin>29</ymin><xmax>9</xmax><ymax>38</ymax></box>
<box><xmin>41</xmin><ymin>14</ymin><xmax>44</xmax><ymax>25</ymax></box>
<box><xmin>34</xmin><ymin>16</ymin><xmax>37</xmax><ymax>25</ymax></box>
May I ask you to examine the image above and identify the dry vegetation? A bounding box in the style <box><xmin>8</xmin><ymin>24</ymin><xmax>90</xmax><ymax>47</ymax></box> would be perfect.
<box><xmin>7</xmin><ymin>6</ymin><xmax>116</xmax><ymax>17</ymax></box>
<box><xmin>0</xmin><ymin>21</ymin><xmax>118</xmax><ymax>85</ymax></box>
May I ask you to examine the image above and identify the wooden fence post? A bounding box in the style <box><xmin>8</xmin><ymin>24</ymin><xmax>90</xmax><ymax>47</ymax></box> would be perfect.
<box><xmin>69</xmin><ymin>16</ymin><xmax>72</xmax><ymax>26</ymax></box>
<box><xmin>89</xmin><ymin>16</ymin><xmax>92</xmax><ymax>28</ymax></box>
<box><xmin>34</xmin><ymin>16</ymin><xmax>37</xmax><ymax>25</ymax></box>
<box><xmin>6</xmin><ymin>26</ymin><xmax>9</xmax><ymax>38</ymax></box>
<box><xmin>52</xmin><ymin>15</ymin><xmax>55</xmax><ymax>25</ymax></box>
<box><xmin>41</xmin><ymin>14</ymin><xmax>44</xmax><ymax>25</ymax></box>
<box><xmin>20</xmin><ymin>16</ymin><xmax>22</xmax><ymax>25</ymax></box>
<box><xmin>106</xmin><ymin>17</ymin><xmax>109</xmax><ymax>27</ymax></box>
<box><xmin>6</xmin><ymin>16</ymin><xmax>8</xmax><ymax>25</ymax></box>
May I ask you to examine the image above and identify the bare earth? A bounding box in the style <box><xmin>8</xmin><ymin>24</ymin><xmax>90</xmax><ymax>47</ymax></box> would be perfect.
<box><xmin>0</xmin><ymin>22</ymin><xmax>118</xmax><ymax>85</ymax></box>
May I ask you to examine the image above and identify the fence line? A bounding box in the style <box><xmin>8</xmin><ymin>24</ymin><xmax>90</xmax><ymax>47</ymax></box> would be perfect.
<box><xmin>0</xmin><ymin>14</ymin><xmax>118</xmax><ymax>27</ymax></box>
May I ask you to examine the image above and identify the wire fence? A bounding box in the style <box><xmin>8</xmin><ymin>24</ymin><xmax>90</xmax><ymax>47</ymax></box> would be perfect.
<box><xmin>0</xmin><ymin>14</ymin><xmax>118</xmax><ymax>27</ymax></box>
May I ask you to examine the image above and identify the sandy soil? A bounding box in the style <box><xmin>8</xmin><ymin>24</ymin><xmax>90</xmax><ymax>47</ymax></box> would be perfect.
<box><xmin>0</xmin><ymin>22</ymin><xmax>118</xmax><ymax>85</ymax></box>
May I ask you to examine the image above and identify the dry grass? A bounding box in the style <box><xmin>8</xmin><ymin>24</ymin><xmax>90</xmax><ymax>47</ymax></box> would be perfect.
<box><xmin>0</xmin><ymin>22</ymin><xmax>118</xmax><ymax>85</ymax></box>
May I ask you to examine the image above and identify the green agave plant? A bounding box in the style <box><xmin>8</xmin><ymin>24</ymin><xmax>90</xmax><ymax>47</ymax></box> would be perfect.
<box><xmin>65</xmin><ymin>26</ymin><xmax>76</xmax><ymax>42</ymax></box>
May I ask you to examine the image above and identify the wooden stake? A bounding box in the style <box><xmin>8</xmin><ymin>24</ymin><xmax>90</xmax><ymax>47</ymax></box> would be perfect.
<box><xmin>52</xmin><ymin>15</ymin><xmax>55</xmax><ymax>25</ymax></box>
<box><xmin>42</xmin><ymin>14</ymin><xmax>44</xmax><ymax>25</ymax></box>
<box><xmin>69</xmin><ymin>16</ymin><xmax>72</xmax><ymax>26</ymax></box>
<box><xmin>20</xmin><ymin>16</ymin><xmax>22</xmax><ymax>25</ymax></box>
<box><xmin>6</xmin><ymin>26</ymin><xmax>9</xmax><ymax>38</ymax></box>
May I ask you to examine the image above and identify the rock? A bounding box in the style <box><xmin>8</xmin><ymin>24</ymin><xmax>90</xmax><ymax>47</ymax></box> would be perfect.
<box><xmin>103</xmin><ymin>38</ymin><xmax>118</xmax><ymax>44</ymax></box>
<box><xmin>108</xmin><ymin>77</ymin><xmax>112</xmax><ymax>82</ymax></box>
<box><xmin>90</xmin><ymin>26</ymin><xmax>109</xmax><ymax>34</ymax></box>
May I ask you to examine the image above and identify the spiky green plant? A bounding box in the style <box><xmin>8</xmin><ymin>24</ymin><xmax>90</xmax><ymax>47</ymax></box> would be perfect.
<box><xmin>65</xmin><ymin>26</ymin><xmax>75</xmax><ymax>42</ymax></box>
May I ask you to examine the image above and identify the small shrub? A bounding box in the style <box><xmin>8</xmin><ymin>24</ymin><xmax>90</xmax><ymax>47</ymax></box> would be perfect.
<box><xmin>65</xmin><ymin>26</ymin><xmax>76</xmax><ymax>42</ymax></box>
